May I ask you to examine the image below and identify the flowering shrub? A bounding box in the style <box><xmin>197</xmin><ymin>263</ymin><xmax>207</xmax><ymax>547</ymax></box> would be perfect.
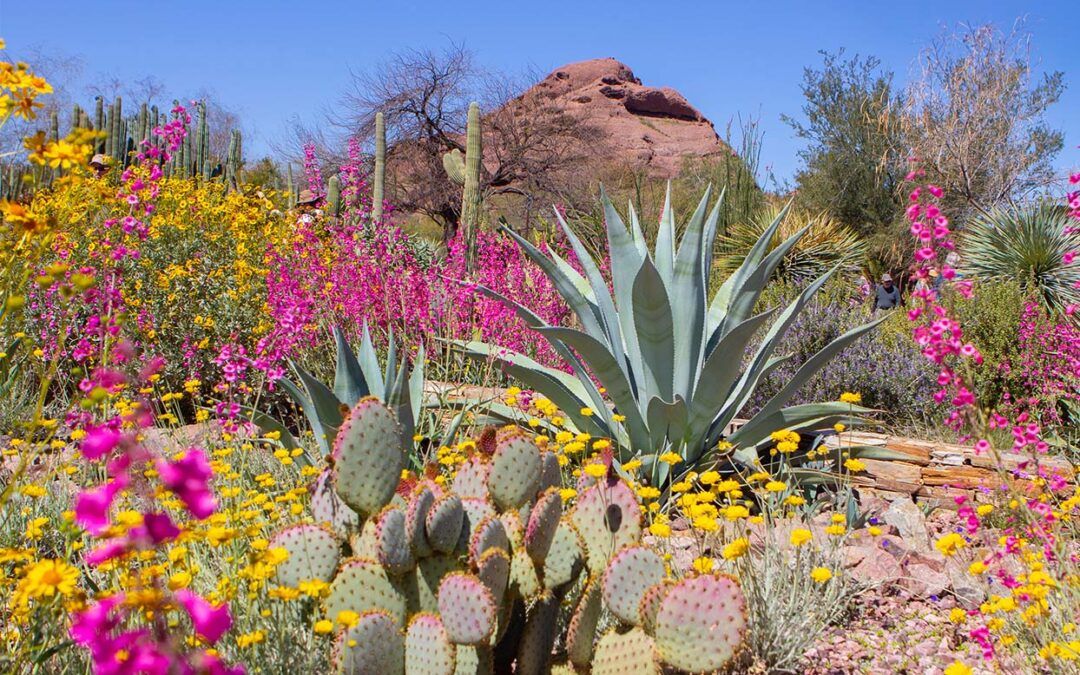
<box><xmin>263</xmin><ymin>146</ymin><xmax>576</xmax><ymax>372</ymax></box>
<box><xmin>24</xmin><ymin>174</ymin><xmax>291</xmax><ymax>392</ymax></box>
<box><xmin>905</xmin><ymin>166</ymin><xmax>1079</xmax><ymax>673</ymax></box>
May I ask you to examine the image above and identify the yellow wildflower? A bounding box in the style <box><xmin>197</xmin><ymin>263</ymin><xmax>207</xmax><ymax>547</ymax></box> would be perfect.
<box><xmin>810</xmin><ymin>567</ymin><xmax>833</xmax><ymax>584</ymax></box>
<box><xmin>789</xmin><ymin>528</ymin><xmax>812</xmax><ymax>547</ymax></box>
<box><xmin>722</xmin><ymin>537</ymin><xmax>749</xmax><ymax>560</ymax></box>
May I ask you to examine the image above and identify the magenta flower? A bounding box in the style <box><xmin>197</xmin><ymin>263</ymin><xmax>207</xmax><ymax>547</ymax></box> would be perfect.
<box><xmin>70</xmin><ymin>594</ymin><xmax>124</xmax><ymax>646</ymax></box>
<box><xmin>141</xmin><ymin>512</ymin><xmax>181</xmax><ymax>544</ymax></box>
<box><xmin>175</xmin><ymin>589</ymin><xmax>232</xmax><ymax>644</ymax></box>
<box><xmin>74</xmin><ymin>476</ymin><xmax>127</xmax><ymax>535</ymax></box>
<box><xmin>85</xmin><ymin>539</ymin><xmax>128</xmax><ymax>567</ymax></box>
<box><xmin>80</xmin><ymin>425</ymin><xmax>121</xmax><ymax>460</ymax></box>
<box><xmin>158</xmin><ymin>449</ymin><xmax>217</xmax><ymax>519</ymax></box>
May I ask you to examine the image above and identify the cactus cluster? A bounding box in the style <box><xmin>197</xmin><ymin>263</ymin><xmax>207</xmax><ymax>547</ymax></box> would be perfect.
<box><xmin>272</xmin><ymin>396</ymin><xmax>747</xmax><ymax>674</ymax></box>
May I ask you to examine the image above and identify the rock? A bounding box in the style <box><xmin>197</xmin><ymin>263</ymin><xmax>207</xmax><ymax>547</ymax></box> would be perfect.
<box><xmin>513</xmin><ymin>58</ymin><xmax>728</xmax><ymax>177</ymax></box>
<box><xmin>882</xmin><ymin>497</ymin><xmax>930</xmax><ymax>551</ymax></box>
<box><xmin>901</xmin><ymin>561</ymin><xmax>950</xmax><ymax>597</ymax></box>
<box><xmin>947</xmin><ymin>559</ymin><xmax>986</xmax><ymax>608</ymax></box>
<box><xmin>845</xmin><ymin>541</ymin><xmax>903</xmax><ymax>585</ymax></box>
<box><xmin>623</xmin><ymin>87</ymin><xmax>703</xmax><ymax>121</ymax></box>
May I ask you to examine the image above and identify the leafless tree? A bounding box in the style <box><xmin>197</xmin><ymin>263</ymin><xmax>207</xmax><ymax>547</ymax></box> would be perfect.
<box><xmin>85</xmin><ymin>74</ymin><xmax>167</xmax><ymax>106</ymax></box>
<box><xmin>323</xmin><ymin>43</ymin><xmax>600</xmax><ymax>240</ymax></box>
<box><xmin>903</xmin><ymin>21</ymin><xmax>1065</xmax><ymax>218</ymax></box>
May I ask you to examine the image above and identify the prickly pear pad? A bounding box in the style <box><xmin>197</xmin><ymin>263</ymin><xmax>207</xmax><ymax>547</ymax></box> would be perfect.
<box><xmin>601</xmin><ymin>545</ymin><xmax>665</xmax><ymax>625</ymax></box>
<box><xmin>654</xmin><ymin>573</ymin><xmax>747</xmax><ymax>672</ymax></box>
<box><xmin>524</xmin><ymin>488</ymin><xmax>562</xmax><ymax>564</ymax></box>
<box><xmin>333</xmin><ymin>398</ymin><xmax>405</xmax><ymax>517</ymax></box>
<box><xmin>487</xmin><ymin>432</ymin><xmax>542</xmax><ymax>510</ymax></box>
<box><xmin>405</xmin><ymin>613</ymin><xmax>456</xmax><ymax>675</ymax></box>
<box><xmin>566</xmin><ymin>577</ymin><xmax>603</xmax><ymax>667</ymax></box>
<box><xmin>453</xmin><ymin>456</ymin><xmax>490</xmax><ymax>500</ymax></box>
<box><xmin>542</xmin><ymin>521</ymin><xmax>584</xmax><ymax>590</ymax></box>
<box><xmin>476</xmin><ymin>548</ymin><xmax>511</xmax><ymax>606</ymax></box>
<box><xmin>330</xmin><ymin>610</ymin><xmax>404</xmax><ymax>675</ymax></box>
<box><xmin>325</xmin><ymin>558</ymin><xmax>407</xmax><ymax>627</ymax></box>
<box><xmin>468</xmin><ymin>515</ymin><xmax>510</xmax><ymax>565</ymax></box>
<box><xmin>570</xmin><ymin>477</ymin><xmax>642</xmax><ymax>573</ymax></box>
<box><xmin>311</xmin><ymin>468</ymin><xmax>360</xmax><ymax>537</ymax></box>
<box><xmin>374</xmin><ymin>506</ymin><xmax>414</xmax><ymax>575</ymax></box>
<box><xmin>437</xmin><ymin>572</ymin><xmax>497</xmax><ymax>645</ymax></box>
<box><xmin>405</xmin><ymin>483</ymin><xmax>436</xmax><ymax>558</ymax></box>
<box><xmin>638</xmin><ymin>580</ymin><xmax>672</xmax><ymax>636</ymax></box>
<box><xmin>268</xmin><ymin>524</ymin><xmax>341</xmax><ymax>588</ymax></box>
<box><xmin>425</xmin><ymin>494</ymin><xmax>464</xmax><ymax>554</ymax></box>
<box><xmin>592</xmin><ymin>627</ymin><xmax>659</xmax><ymax>675</ymax></box>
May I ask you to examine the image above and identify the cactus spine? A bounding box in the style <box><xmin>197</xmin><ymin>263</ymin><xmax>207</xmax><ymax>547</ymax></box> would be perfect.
<box><xmin>372</xmin><ymin>111</ymin><xmax>386</xmax><ymax>223</ymax></box>
<box><xmin>461</xmin><ymin>101</ymin><xmax>482</xmax><ymax>271</ymax></box>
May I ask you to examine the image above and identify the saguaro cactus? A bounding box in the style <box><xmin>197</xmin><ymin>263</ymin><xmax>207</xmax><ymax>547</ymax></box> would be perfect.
<box><xmin>461</xmin><ymin>101</ymin><xmax>482</xmax><ymax>271</ymax></box>
<box><xmin>94</xmin><ymin>96</ymin><xmax>105</xmax><ymax>152</ymax></box>
<box><xmin>372</xmin><ymin>111</ymin><xmax>386</xmax><ymax>223</ymax></box>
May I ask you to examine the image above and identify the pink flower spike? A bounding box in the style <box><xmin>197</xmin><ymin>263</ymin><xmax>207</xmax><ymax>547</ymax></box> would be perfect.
<box><xmin>86</xmin><ymin>539</ymin><xmax>129</xmax><ymax>566</ymax></box>
<box><xmin>175</xmin><ymin>590</ymin><xmax>232</xmax><ymax>644</ymax></box>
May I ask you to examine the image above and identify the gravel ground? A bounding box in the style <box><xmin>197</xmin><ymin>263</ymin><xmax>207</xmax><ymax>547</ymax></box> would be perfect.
<box><xmin>801</xmin><ymin>586</ymin><xmax>1024</xmax><ymax>674</ymax></box>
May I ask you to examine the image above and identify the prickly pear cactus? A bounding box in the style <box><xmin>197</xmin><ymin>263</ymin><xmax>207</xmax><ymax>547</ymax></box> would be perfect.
<box><xmin>486</xmin><ymin>432</ymin><xmax>541</xmax><ymax>511</ymax></box>
<box><xmin>269</xmin><ymin>399</ymin><xmax>748</xmax><ymax>673</ymax></box>
<box><xmin>601</xmin><ymin>545</ymin><xmax>665</xmax><ymax>625</ymax></box>
<box><xmin>437</xmin><ymin>573</ymin><xmax>497</xmax><ymax>645</ymax></box>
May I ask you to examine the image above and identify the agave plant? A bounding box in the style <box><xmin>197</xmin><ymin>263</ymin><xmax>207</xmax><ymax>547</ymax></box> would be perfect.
<box><xmin>960</xmin><ymin>204</ymin><xmax>1080</xmax><ymax>318</ymax></box>
<box><xmin>249</xmin><ymin>325</ymin><xmax>424</xmax><ymax>466</ymax></box>
<box><xmin>717</xmin><ymin>206</ymin><xmax>865</xmax><ymax>284</ymax></box>
<box><xmin>457</xmin><ymin>188</ymin><xmax>885</xmax><ymax>486</ymax></box>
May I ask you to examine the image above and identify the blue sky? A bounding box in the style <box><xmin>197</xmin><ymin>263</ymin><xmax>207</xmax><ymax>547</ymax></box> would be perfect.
<box><xmin>2</xmin><ymin>0</ymin><xmax>1076</xmax><ymax>183</ymax></box>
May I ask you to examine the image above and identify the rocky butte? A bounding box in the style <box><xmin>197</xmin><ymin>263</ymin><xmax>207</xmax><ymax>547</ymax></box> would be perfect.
<box><xmin>515</xmin><ymin>57</ymin><xmax>730</xmax><ymax>177</ymax></box>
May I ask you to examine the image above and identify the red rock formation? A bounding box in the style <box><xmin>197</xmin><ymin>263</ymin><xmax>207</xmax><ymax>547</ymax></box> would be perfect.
<box><xmin>519</xmin><ymin>57</ymin><xmax>728</xmax><ymax>177</ymax></box>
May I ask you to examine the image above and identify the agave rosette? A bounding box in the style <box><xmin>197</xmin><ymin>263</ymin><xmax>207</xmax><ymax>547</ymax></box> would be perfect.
<box><xmin>457</xmin><ymin>188</ymin><xmax>884</xmax><ymax>485</ymax></box>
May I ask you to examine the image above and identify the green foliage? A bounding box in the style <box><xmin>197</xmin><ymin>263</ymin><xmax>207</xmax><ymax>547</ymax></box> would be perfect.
<box><xmin>274</xmin><ymin>402</ymin><xmax>748</xmax><ymax>673</ymax></box>
<box><xmin>783</xmin><ymin>50</ymin><xmax>904</xmax><ymax>241</ymax></box>
<box><xmin>258</xmin><ymin>325</ymin><xmax>425</xmax><ymax>466</ymax></box>
<box><xmin>457</xmin><ymin>189</ymin><xmax>883</xmax><ymax>487</ymax></box>
<box><xmin>959</xmin><ymin>204</ymin><xmax>1080</xmax><ymax>318</ymax></box>
<box><xmin>942</xmin><ymin>279</ymin><xmax>1027</xmax><ymax>408</ymax></box>
<box><xmin>718</xmin><ymin>206</ymin><xmax>865</xmax><ymax>284</ymax></box>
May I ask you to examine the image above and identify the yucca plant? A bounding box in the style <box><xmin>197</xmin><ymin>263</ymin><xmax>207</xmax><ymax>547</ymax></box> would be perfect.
<box><xmin>457</xmin><ymin>188</ymin><xmax>885</xmax><ymax>487</ymax></box>
<box><xmin>717</xmin><ymin>206</ymin><xmax>865</xmax><ymax>284</ymax></box>
<box><xmin>960</xmin><ymin>204</ymin><xmax>1080</xmax><ymax>318</ymax></box>
<box><xmin>249</xmin><ymin>325</ymin><xmax>424</xmax><ymax>466</ymax></box>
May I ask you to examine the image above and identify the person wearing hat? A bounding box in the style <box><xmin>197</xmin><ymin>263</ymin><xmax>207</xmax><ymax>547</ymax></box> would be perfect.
<box><xmin>294</xmin><ymin>189</ymin><xmax>323</xmax><ymax>223</ymax></box>
<box><xmin>873</xmin><ymin>273</ymin><xmax>900</xmax><ymax>311</ymax></box>
<box><xmin>89</xmin><ymin>154</ymin><xmax>109</xmax><ymax>178</ymax></box>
